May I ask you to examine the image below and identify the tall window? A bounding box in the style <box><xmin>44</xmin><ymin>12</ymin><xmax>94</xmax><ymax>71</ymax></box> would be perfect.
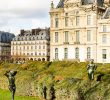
<box><xmin>103</xmin><ymin>25</ymin><xmax>107</xmax><ymax>32</ymax></box>
<box><xmin>102</xmin><ymin>34</ymin><xmax>107</xmax><ymax>44</ymax></box>
<box><xmin>102</xmin><ymin>49</ymin><xmax>107</xmax><ymax>60</ymax></box>
<box><xmin>65</xmin><ymin>13</ymin><xmax>68</xmax><ymax>27</ymax></box>
<box><xmin>31</xmin><ymin>46</ymin><xmax>33</xmax><ymax>49</ymax></box>
<box><xmin>55</xmin><ymin>14</ymin><xmax>58</xmax><ymax>28</ymax></box>
<box><xmin>87</xmin><ymin>15</ymin><xmax>91</xmax><ymax>25</ymax></box>
<box><xmin>76</xmin><ymin>16</ymin><xmax>80</xmax><ymax>26</ymax></box>
<box><xmin>55</xmin><ymin>48</ymin><xmax>58</xmax><ymax>59</ymax></box>
<box><xmin>65</xmin><ymin>31</ymin><xmax>68</xmax><ymax>42</ymax></box>
<box><xmin>39</xmin><ymin>46</ymin><xmax>41</xmax><ymax>49</ymax></box>
<box><xmin>75</xmin><ymin>47</ymin><xmax>79</xmax><ymax>59</ymax></box>
<box><xmin>64</xmin><ymin>48</ymin><xmax>68</xmax><ymax>59</ymax></box>
<box><xmin>87</xmin><ymin>30</ymin><xmax>91</xmax><ymax>42</ymax></box>
<box><xmin>43</xmin><ymin>46</ymin><xmax>45</xmax><ymax>49</ymax></box>
<box><xmin>23</xmin><ymin>46</ymin><xmax>25</xmax><ymax>50</ymax></box>
<box><xmin>76</xmin><ymin>31</ymin><xmax>80</xmax><ymax>42</ymax></box>
<box><xmin>55</xmin><ymin>32</ymin><xmax>58</xmax><ymax>43</ymax></box>
<box><xmin>27</xmin><ymin>46</ymin><xmax>29</xmax><ymax>50</ymax></box>
<box><xmin>35</xmin><ymin>46</ymin><xmax>37</xmax><ymax>49</ymax></box>
<box><xmin>87</xmin><ymin>47</ymin><xmax>91</xmax><ymax>59</ymax></box>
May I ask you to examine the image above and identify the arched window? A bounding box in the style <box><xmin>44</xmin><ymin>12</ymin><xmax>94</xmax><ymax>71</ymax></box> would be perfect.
<box><xmin>42</xmin><ymin>58</ymin><xmax>45</xmax><ymax>61</ymax></box>
<box><xmin>87</xmin><ymin>47</ymin><xmax>91</xmax><ymax>59</ymax></box>
<box><xmin>38</xmin><ymin>58</ymin><xmax>41</xmax><ymax>61</ymax></box>
<box><xmin>75</xmin><ymin>47</ymin><xmax>79</xmax><ymax>59</ymax></box>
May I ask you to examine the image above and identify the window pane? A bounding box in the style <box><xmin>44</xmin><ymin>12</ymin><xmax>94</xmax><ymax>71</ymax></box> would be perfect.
<box><xmin>103</xmin><ymin>25</ymin><xmax>107</xmax><ymax>32</ymax></box>
<box><xmin>75</xmin><ymin>48</ymin><xmax>79</xmax><ymax>59</ymax></box>
<box><xmin>55</xmin><ymin>18</ymin><xmax>58</xmax><ymax>28</ymax></box>
<box><xmin>55</xmin><ymin>14</ymin><xmax>58</xmax><ymax>28</ymax></box>
<box><xmin>102</xmin><ymin>49</ymin><xmax>106</xmax><ymax>59</ymax></box>
<box><xmin>65</xmin><ymin>31</ymin><xmax>68</xmax><ymax>42</ymax></box>
<box><xmin>65</xmin><ymin>13</ymin><xmax>68</xmax><ymax>27</ymax></box>
<box><xmin>87</xmin><ymin>15</ymin><xmax>91</xmax><ymax>25</ymax></box>
<box><xmin>87</xmin><ymin>47</ymin><xmax>91</xmax><ymax>59</ymax></box>
<box><xmin>55</xmin><ymin>32</ymin><xmax>58</xmax><ymax>43</ymax></box>
<box><xmin>87</xmin><ymin>30</ymin><xmax>91</xmax><ymax>42</ymax></box>
<box><xmin>76</xmin><ymin>31</ymin><xmax>80</xmax><ymax>42</ymax></box>
<box><xmin>76</xmin><ymin>16</ymin><xmax>80</xmax><ymax>26</ymax></box>
<box><xmin>102</xmin><ymin>34</ymin><xmax>107</xmax><ymax>43</ymax></box>
<box><xmin>64</xmin><ymin>48</ymin><xmax>68</xmax><ymax>59</ymax></box>
<box><xmin>55</xmin><ymin>48</ymin><xmax>58</xmax><ymax>59</ymax></box>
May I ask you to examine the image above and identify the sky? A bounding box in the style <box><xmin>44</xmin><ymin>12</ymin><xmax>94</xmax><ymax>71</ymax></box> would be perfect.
<box><xmin>0</xmin><ymin>0</ymin><xmax>59</xmax><ymax>35</ymax></box>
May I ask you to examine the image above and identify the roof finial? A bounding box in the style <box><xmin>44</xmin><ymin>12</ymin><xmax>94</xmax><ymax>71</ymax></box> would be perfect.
<box><xmin>51</xmin><ymin>0</ymin><xmax>54</xmax><ymax>9</ymax></box>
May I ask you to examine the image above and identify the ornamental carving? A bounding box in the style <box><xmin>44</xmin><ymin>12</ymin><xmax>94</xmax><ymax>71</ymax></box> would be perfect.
<box><xmin>64</xmin><ymin>3</ymin><xmax>80</xmax><ymax>8</ymax></box>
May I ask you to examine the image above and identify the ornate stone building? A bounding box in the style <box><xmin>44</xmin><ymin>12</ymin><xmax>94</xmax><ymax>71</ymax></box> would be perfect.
<box><xmin>0</xmin><ymin>31</ymin><xmax>15</xmax><ymax>61</ymax></box>
<box><xmin>11</xmin><ymin>28</ymin><xmax>50</xmax><ymax>61</ymax></box>
<box><xmin>50</xmin><ymin>0</ymin><xmax>110</xmax><ymax>63</ymax></box>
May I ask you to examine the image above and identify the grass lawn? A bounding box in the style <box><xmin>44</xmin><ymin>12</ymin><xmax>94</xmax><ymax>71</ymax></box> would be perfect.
<box><xmin>0</xmin><ymin>89</ymin><xmax>41</xmax><ymax>100</ymax></box>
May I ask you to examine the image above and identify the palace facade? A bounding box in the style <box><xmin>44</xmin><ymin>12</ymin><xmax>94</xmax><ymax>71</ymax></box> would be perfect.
<box><xmin>11</xmin><ymin>28</ymin><xmax>50</xmax><ymax>61</ymax></box>
<box><xmin>50</xmin><ymin>0</ymin><xmax>110</xmax><ymax>63</ymax></box>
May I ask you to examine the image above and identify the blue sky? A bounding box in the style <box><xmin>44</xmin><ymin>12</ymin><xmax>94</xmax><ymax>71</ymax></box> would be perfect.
<box><xmin>0</xmin><ymin>0</ymin><xmax>59</xmax><ymax>35</ymax></box>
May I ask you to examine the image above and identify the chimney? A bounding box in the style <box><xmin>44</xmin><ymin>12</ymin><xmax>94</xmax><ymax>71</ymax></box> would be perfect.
<box><xmin>20</xmin><ymin>30</ymin><xmax>24</xmax><ymax>35</ymax></box>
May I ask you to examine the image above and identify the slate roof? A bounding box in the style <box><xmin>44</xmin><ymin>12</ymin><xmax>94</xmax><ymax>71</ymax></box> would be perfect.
<box><xmin>82</xmin><ymin>0</ymin><xmax>103</xmax><ymax>6</ymax></box>
<box><xmin>102</xmin><ymin>7</ymin><xmax>110</xmax><ymax>19</ymax></box>
<box><xmin>0</xmin><ymin>32</ymin><xmax>15</xmax><ymax>43</ymax></box>
<box><xmin>57</xmin><ymin>0</ymin><xmax>64</xmax><ymax>8</ymax></box>
<box><xmin>82</xmin><ymin>0</ymin><xmax>94</xmax><ymax>5</ymax></box>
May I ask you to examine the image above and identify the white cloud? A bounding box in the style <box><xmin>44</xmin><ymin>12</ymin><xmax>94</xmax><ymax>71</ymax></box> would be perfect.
<box><xmin>0</xmin><ymin>0</ymin><xmax>59</xmax><ymax>35</ymax></box>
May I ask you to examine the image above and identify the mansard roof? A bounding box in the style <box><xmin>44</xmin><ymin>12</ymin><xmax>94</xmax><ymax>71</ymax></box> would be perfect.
<box><xmin>56</xmin><ymin>0</ymin><xmax>103</xmax><ymax>8</ymax></box>
<box><xmin>102</xmin><ymin>7</ymin><xmax>110</xmax><ymax>19</ymax></box>
<box><xmin>0</xmin><ymin>32</ymin><xmax>15</xmax><ymax>43</ymax></box>
<box><xmin>57</xmin><ymin>0</ymin><xmax>64</xmax><ymax>8</ymax></box>
<box><xmin>13</xmin><ymin>28</ymin><xmax>50</xmax><ymax>41</ymax></box>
